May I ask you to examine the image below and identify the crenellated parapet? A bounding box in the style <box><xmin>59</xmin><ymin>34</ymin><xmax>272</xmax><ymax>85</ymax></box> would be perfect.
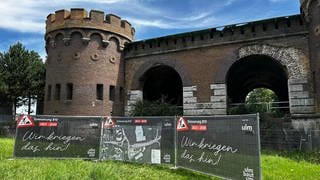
<box><xmin>46</xmin><ymin>9</ymin><xmax>135</xmax><ymax>41</ymax></box>
<box><xmin>125</xmin><ymin>15</ymin><xmax>306</xmax><ymax>58</ymax></box>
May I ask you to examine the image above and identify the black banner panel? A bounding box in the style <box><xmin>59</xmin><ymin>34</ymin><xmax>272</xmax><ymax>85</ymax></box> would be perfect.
<box><xmin>176</xmin><ymin>115</ymin><xmax>261</xmax><ymax>180</ymax></box>
<box><xmin>14</xmin><ymin>115</ymin><xmax>101</xmax><ymax>159</ymax></box>
<box><xmin>100</xmin><ymin>117</ymin><xmax>175</xmax><ymax>164</ymax></box>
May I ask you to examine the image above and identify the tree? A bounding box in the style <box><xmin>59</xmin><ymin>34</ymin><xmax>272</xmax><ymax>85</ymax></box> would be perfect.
<box><xmin>245</xmin><ymin>88</ymin><xmax>278</xmax><ymax>113</ymax></box>
<box><xmin>246</xmin><ymin>88</ymin><xmax>278</xmax><ymax>104</ymax></box>
<box><xmin>229</xmin><ymin>88</ymin><xmax>279</xmax><ymax>115</ymax></box>
<box><xmin>24</xmin><ymin>50</ymin><xmax>45</xmax><ymax>114</ymax></box>
<box><xmin>0</xmin><ymin>42</ymin><xmax>45</xmax><ymax>118</ymax></box>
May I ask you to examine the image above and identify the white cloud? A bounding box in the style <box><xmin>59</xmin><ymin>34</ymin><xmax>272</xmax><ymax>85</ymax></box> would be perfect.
<box><xmin>0</xmin><ymin>0</ymin><xmax>162</xmax><ymax>33</ymax></box>
<box><xmin>0</xmin><ymin>0</ymin><xmax>298</xmax><ymax>36</ymax></box>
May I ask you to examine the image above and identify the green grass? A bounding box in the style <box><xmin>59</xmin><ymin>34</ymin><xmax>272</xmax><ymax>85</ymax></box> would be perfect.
<box><xmin>262</xmin><ymin>154</ymin><xmax>320</xmax><ymax>180</ymax></box>
<box><xmin>1</xmin><ymin>138</ymin><xmax>320</xmax><ymax>180</ymax></box>
<box><xmin>0</xmin><ymin>138</ymin><xmax>218</xmax><ymax>180</ymax></box>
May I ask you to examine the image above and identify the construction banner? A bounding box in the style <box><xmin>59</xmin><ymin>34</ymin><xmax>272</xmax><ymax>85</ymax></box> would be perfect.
<box><xmin>100</xmin><ymin>117</ymin><xmax>175</xmax><ymax>164</ymax></box>
<box><xmin>13</xmin><ymin>114</ymin><xmax>261</xmax><ymax>179</ymax></box>
<box><xmin>176</xmin><ymin>114</ymin><xmax>261</xmax><ymax>180</ymax></box>
<box><xmin>14</xmin><ymin>115</ymin><xmax>102</xmax><ymax>159</ymax></box>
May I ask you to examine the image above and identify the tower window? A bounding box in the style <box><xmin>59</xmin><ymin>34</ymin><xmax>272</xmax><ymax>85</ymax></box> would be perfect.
<box><xmin>119</xmin><ymin>87</ymin><xmax>124</xmax><ymax>101</ymax></box>
<box><xmin>109</xmin><ymin>85</ymin><xmax>115</xmax><ymax>101</ymax></box>
<box><xmin>66</xmin><ymin>83</ymin><xmax>73</xmax><ymax>100</ymax></box>
<box><xmin>55</xmin><ymin>84</ymin><xmax>61</xmax><ymax>100</ymax></box>
<box><xmin>47</xmin><ymin>85</ymin><xmax>52</xmax><ymax>101</ymax></box>
<box><xmin>96</xmin><ymin>84</ymin><xmax>104</xmax><ymax>100</ymax></box>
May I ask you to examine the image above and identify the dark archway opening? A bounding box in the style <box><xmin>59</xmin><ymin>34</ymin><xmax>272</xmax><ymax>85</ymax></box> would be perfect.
<box><xmin>227</xmin><ymin>55</ymin><xmax>289</xmax><ymax>113</ymax></box>
<box><xmin>141</xmin><ymin>65</ymin><xmax>183</xmax><ymax>106</ymax></box>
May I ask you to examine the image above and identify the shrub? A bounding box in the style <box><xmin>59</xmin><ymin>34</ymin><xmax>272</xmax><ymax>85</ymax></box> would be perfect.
<box><xmin>130</xmin><ymin>99</ymin><xmax>182</xmax><ymax>116</ymax></box>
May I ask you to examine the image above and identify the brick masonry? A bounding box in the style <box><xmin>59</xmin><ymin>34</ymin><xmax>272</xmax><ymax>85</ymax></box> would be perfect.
<box><xmin>182</xmin><ymin>84</ymin><xmax>227</xmax><ymax>116</ymax></box>
<box><xmin>44</xmin><ymin>2</ymin><xmax>320</xmax><ymax>118</ymax></box>
<box><xmin>44</xmin><ymin>9</ymin><xmax>134</xmax><ymax>116</ymax></box>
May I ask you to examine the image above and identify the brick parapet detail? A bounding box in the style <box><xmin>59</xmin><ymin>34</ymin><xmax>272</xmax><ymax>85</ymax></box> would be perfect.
<box><xmin>125</xmin><ymin>15</ymin><xmax>306</xmax><ymax>58</ymax></box>
<box><xmin>46</xmin><ymin>9</ymin><xmax>135</xmax><ymax>41</ymax></box>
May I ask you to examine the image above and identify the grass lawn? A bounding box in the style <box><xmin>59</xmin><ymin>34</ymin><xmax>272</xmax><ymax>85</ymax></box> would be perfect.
<box><xmin>1</xmin><ymin>138</ymin><xmax>320</xmax><ymax>180</ymax></box>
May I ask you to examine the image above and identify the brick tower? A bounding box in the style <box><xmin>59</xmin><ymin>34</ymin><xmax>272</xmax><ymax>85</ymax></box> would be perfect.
<box><xmin>44</xmin><ymin>9</ymin><xmax>135</xmax><ymax>116</ymax></box>
<box><xmin>301</xmin><ymin>0</ymin><xmax>320</xmax><ymax>112</ymax></box>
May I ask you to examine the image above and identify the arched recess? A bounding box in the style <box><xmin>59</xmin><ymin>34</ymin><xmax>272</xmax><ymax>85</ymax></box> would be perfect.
<box><xmin>54</xmin><ymin>33</ymin><xmax>64</xmax><ymax>47</ymax></box>
<box><xmin>130</xmin><ymin>59</ymin><xmax>192</xmax><ymax>90</ymax></box>
<box><xmin>238</xmin><ymin>44</ymin><xmax>310</xmax><ymax>80</ymax></box>
<box><xmin>88</xmin><ymin>31</ymin><xmax>106</xmax><ymax>41</ymax></box>
<box><xmin>108</xmin><ymin>36</ymin><xmax>122</xmax><ymax>51</ymax></box>
<box><xmin>226</xmin><ymin>55</ymin><xmax>289</xmax><ymax>104</ymax></box>
<box><xmin>142</xmin><ymin>65</ymin><xmax>183</xmax><ymax>106</ymax></box>
<box><xmin>68</xmin><ymin>29</ymin><xmax>86</xmax><ymax>39</ymax></box>
<box><xmin>125</xmin><ymin>59</ymin><xmax>191</xmax><ymax>115</ymax></box>
<box><xmin>89</xmin><ymin>33</ymin><xmax>104</xmax><ymax>49</ymax></box>
<box><xmin>227</xmin><ymin>44</ymin><xmax>314</xmax><ymax>114</ymax></box>
<box><xmin>53</xmin><ymin>31</ymin><xmax>66</xmax><ymax>40</ymax></box>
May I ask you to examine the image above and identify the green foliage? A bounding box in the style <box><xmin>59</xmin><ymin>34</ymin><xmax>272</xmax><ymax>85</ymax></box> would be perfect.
<box><xmin>130</xmin><ymin>99</ymin><xmax>182</xmax><ymax>116</ymax></box>
<box><xmin>246</xmin><ymin>88</ymin><xmax>278</xmax><ymax>104</ymax></box>
<box><xmin>1</xmin><ymin>138</ymin><xmax>320</xmax><ymax>179</ymax></box>
<box><xmin>0</xmin><ymin>42</ymin><xmax>45</xmax><ymax>114</ymax></box>
<box><xmin>245</xmin><ymin>88</ymin><xmax>279</xmax><ymax>114</ymax></box>
<box><xmin>229</xmin><ymin>88</ymin><xmax>283</xmax><ymax>115</ymax></box>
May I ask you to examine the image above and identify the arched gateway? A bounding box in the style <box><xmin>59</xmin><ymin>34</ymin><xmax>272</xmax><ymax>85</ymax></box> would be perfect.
<box><xmin>233</xmin><ymin>44</ymin><xmax>315</xmax><ymax>114</ymax></box>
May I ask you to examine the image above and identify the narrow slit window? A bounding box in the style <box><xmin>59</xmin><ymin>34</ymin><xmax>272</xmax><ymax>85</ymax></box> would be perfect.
<box><xmin>96</xmin><ymin>84</ymin><xmax>104</xmax><ymax>100</ymax></box>
<box><xmin>109</xmin><ymin>85</ymin><xmax>115</xmax><ymax>101</ymax></box>
<box><xmin>47</xmin><ymin>85</ymin><xmax>52</xmax><ymax>101</ymax></box>
<box><xmin>119</xmin><ymin>87</ymin><xmax>124</xmax><ymax>101</ymax></box>
<box><xmin>66</xmin><ymin>83</ymin><xmax>73</xmax><ymax>100</ymax></box>
<box><xmin>55</xmin><ymin>84</ymin><xmax>61</xmax><ymax>100</ymax></box>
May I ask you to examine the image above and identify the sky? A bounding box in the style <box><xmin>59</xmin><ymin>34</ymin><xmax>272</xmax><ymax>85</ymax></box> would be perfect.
<box><xmin>0</xmin><ymin>0</ymin><xmax>300</xmax><ymax>60</ymax></box>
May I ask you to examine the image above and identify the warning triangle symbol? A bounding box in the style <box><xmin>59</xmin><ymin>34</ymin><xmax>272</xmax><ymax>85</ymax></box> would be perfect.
<box><xmin>104</xmin><ymin>117</ymin><xmax>115</xmax><ymax>127</ymax></box>
<box><xmin>17</xmin><ymin>115</ymin><xmax>35</xmax><ymax>128</ymax></box>
<box><xmin>177</xmin><ymin>117</ymin><xmax>189</xmax><ymax>131</ymax></box>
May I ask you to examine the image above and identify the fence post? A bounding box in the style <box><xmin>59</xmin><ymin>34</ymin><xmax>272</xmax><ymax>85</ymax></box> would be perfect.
<box><xmin>173</xmin><ymin>115</ymin><xmax>178</xmax><ymax>169</ymax></box>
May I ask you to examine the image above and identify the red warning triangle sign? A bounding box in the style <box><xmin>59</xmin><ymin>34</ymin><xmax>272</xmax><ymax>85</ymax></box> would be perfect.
<box><xmin>104</xmin><ymin>117</ymin><xmax>115</xmax><ymax>127</ymax></box>
<box><xmin>17</xmin><ymin>115</ymin><xmax>35</xmax><ymax>128</ymax></box>
<box><xmin>177</xmin><ymin>117</ymin><xmax>189</xmax><ymax>131</ymax></box>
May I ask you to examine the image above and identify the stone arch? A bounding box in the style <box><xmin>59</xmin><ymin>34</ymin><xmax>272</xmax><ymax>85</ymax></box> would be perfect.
<box><xmin>130</xmin><ymin>58</ymin><xmax>192</xmax><ymax>90</ymax></box>
<box><xmin>232</xmin><ymin>44</ymin><xmax>315</xmax><ymax>114</ymax></box>
<box><xmin>88</xmin><ymin>31</ymin><xmax>106</xmax><ymax>41</ymax></box>
<box><xmin>53</xmin><ymin>31</ymin><xmax>66</xmax><ymax>41</ymax></box>
<box><xmin>238</xmin><ymin>44</ymin><xmax>310</xmax><ymax>80</ymax></box>
<box><xmin>108</xmin><ymin>36</ymin><xmax>122</xmax><ymax>50</ymax></box>
<box><xmin>108</xmin><ymin>36</ymin><xmax>120</xmax><ymax>44</ymax></box>
<box><xmin>226</xmin><ymin>54</ymin><xmax>289</xmax><ymax>104</ymax></box>
<box><xmin>45</xmin><ymin>35</ymin><xmax>53</xmax><ymax>42</ymax></box>
<box><xmin>88</xmin><ymin>32</ymin><xmax>104</xmax><ymax>48</ymax></box>
<box><xmin>69</xmin><ymin>29</ymin><xmax>86</xmax><ymax>39</ymax></box>
<box><xmin>45</xmin><ymin>35</ymin><xmax>53</xmax><ymax>47</ymax></box>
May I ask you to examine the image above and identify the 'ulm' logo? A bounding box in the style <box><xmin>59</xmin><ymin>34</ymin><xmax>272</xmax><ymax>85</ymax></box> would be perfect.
<box><xmin>243</xmin><ymin>167</ymin><xmax>254</xmax><ymax>180</ymax></box>
<box><xmin>241</xmin><ymin>124</ymin><xmax>253</xmax><ymax>132</ymax></box>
